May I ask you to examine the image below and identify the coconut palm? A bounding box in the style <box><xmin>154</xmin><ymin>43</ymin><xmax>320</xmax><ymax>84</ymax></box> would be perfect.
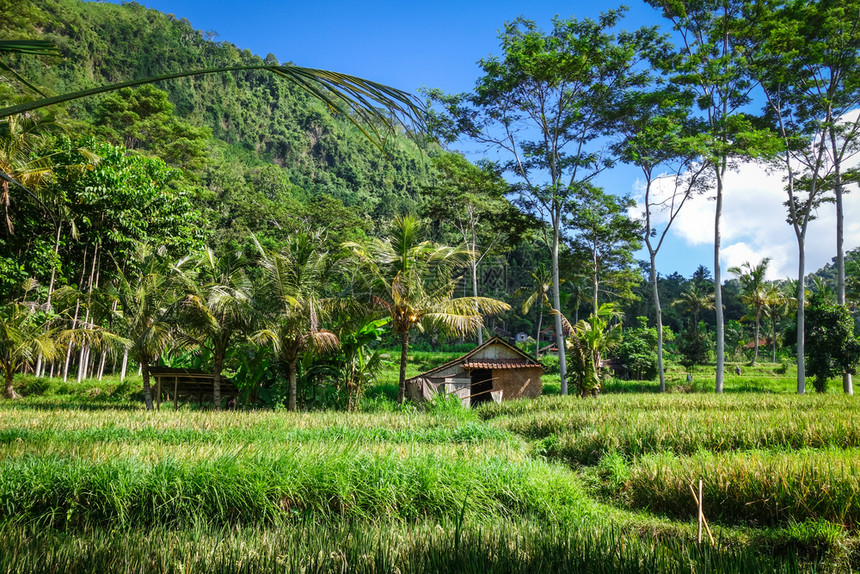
<box><xmin>0</xmin><ymin>302</ymin><xmax>61</xmax><ymax>398</ymax></box>
<box><xmin>0</xmin><ymin>113</ymin><xmax>58</xmax><ymax>234</ymax></box>
<box><xmin>174</xmin><ymin>247</ymin><xmax>256</xmax><ymax>409</ymax></box>
<box><xmin>762</xmin><ymin>282</ymin><xmax>792</xmax><ymax>363</ymax></box>
<box><xmin>673</xmin><ymin>283</ymin><xmax>716</xmax><ymax>331</ymax></box>
<box><xmin>92</xmin><ymin>245</ymin><xmax>175</xmax><ymax>410</ymax></box>
<box><xmin>730</xmin><ymin>259</ymin><xmax>771</xmax><ymax>365</ymax></box>
<box><xmin>346</xmin><ymin>215</ymin><xmax>510</xmax><ymax>404</ymax></box>
<box><xmin>254</xmin><ymin>232</ymin><xmax>339</xmax><ymax>411</ymax></box>
<box><xmin>515</xmin><ymin>262</ymin><xmax>553</xmax><ymax>359</ymax></box>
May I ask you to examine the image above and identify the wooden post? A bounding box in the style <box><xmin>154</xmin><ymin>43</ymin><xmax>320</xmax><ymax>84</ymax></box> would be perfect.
<box><xmin>174</xmin><ymin>376</ymin><xmax>179</xmax><ymax>411</ymax></box>
<box><xmin>698</xmin><ymin>479</ymin><xmax>703</xmax><ymax>544</ymax></box>
<box><xmin>156</xmin><ymin>376</ymin><xmax>161</xmax><ymax>411</ymax></box>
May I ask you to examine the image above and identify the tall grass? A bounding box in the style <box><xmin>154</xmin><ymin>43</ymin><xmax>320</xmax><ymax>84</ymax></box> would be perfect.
<box><xmin>0</xmin><ymin>519</ymin><xmax>802</xmax><ymax>574</ymax></box>
<box><xmin>0</xmin><ymin>446</ymin><xmax>590</xmax><ymax>528</ymax></box>
<box><xmin>483</xmin><ymin>395</ymin><xmax>860</xmax><ymax>464</ymax></box>
<box><xmin>624</xmin><ymin>449</ymin><xmax>860</xmax><ymax>530</ymax></box>
<box><xmin>2</xmin><ymin>384</ymin><xmax>855</xmax><ymax>570</ymax></box>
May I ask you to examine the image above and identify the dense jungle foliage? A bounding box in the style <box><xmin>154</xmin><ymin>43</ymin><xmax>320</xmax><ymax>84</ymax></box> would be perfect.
<box><xmin>2</xmin><ymin>0</ymin><xmax>859</xmax><ymax>407</ymax></box>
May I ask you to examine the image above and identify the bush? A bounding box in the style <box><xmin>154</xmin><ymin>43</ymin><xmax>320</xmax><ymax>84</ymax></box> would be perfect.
<box><xmin>540</xmin><ymin>354</ymin><xmax>559</xmax><ymax>375</ymax></box>
<box><xmin>613</xmin><ymin>317</ymin><xmax>659</xmax><ymax>380</ymax></box>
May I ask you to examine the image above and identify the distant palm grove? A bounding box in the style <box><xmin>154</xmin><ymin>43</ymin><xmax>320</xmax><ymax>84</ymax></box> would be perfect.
<box><xmin>1</xmin><ymin>0</ymin><xmax>859</xmax><ymax>410</ymax></box>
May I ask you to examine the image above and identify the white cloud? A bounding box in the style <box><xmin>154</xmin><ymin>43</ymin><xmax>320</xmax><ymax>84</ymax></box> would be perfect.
<box><xmin>634</xmin><ymin>150</ymin><xmax>860</xmax><ymax>281</ymax></box>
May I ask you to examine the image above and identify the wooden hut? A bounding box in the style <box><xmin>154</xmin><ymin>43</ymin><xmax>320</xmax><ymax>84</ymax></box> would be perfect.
<box><xmin>147</xmin><ymin>367</ymin><xmax>240</xmax><ymax>409</ymax></box>
<box><xmin>406</xmin><ymin>336</ymin><xmax>543</xmax><ymax>407</ymax></box>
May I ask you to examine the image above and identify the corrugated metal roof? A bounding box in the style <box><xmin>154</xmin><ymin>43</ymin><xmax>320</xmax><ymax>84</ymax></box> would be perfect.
<box><xmin>462</xmin><ymin>359</ymin><xmax>541</xmax><ymax>370</ymax></box>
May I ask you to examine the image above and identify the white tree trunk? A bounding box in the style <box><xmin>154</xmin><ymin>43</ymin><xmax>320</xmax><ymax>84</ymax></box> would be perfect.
<box><xmin>714</xmin><ymin>168</ymin><xmax>725</xmax><ymax>393</ymax></box>
<box><xmin>833</xmin><ymin>161</ymin><xmax>853</xmax><ymax>395</ymax></box>
<box><xmin>472</xmin><ymin>258</ymin><xmax>482</xmax><ymax>345</ymax></box>
<box><xmin>552</xmin><ymin>217</ymin><xmax>567</xmax><ymax>394</ymax></box>
<box><xmin>797</xmin><ymin>247</ymin><xmax>806</xmax><ymax>394</ymax></box>
<box><xmin>97</xmin><ymin>351</ymin><xmax>107</xmax><ymax>380</ymax></box>
<box><xmin>650</xmin><ymin>251</ymin><xmax>665</xmax><ymax>392</ymax></box>
<box><xmin>120</xmin><ymin>349</ymin><xmax>129</xmax><ymax>382</ymax></box>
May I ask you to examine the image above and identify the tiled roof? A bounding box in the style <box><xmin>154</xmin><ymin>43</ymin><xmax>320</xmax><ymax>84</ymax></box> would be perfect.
<box><xmin>462</xmin><ymin>359</ymin><xmax>541</xmax><ymax>370</ymax></box>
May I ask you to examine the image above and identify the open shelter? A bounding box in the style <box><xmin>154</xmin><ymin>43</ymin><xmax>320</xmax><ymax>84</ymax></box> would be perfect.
<box><xmin>147</xmin><ymin>366</ymin><xmax>239</xmax><ymax>409</ymax></box>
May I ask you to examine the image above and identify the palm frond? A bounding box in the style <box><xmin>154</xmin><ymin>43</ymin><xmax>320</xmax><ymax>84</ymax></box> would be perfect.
<box><xmin>309</xmin><ymin>330</ymin><xmax>340</xmax><ymax>353</ymax></box>
<box><xmin>0</xmin><ymin>64</ymin><xmax>424</xmax><ymax>150</ymax></box>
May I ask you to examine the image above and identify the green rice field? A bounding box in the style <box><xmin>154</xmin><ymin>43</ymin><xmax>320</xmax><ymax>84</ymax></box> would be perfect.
<box><xmin>1</xmin><ymin>362</ymin><xmax>858</xmax><ymax>572</ymax></box>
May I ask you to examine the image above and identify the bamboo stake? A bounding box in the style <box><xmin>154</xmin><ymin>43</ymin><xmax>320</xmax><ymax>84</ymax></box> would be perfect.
<box><xmin>689</xmin><ymin>481</ymin><xmax>714</xmax><ymax>544</ymax></box>
<box><xmin>698</xmin><ymin>479</ymin><xmax>703</xmax><ymax>543</ymax></box>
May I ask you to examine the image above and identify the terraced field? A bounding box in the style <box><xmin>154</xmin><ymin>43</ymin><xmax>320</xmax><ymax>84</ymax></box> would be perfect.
<box><xmin>1</xmin><ymin>372</ymin><xmax>857</xmax><ymax>572</ymax></box>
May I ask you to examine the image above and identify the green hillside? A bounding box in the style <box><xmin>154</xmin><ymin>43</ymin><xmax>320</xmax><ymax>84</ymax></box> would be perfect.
<box><xmin>2</xmin><ymin>0</ymin><xmax>434</xmax><ymax>235</ymax></box>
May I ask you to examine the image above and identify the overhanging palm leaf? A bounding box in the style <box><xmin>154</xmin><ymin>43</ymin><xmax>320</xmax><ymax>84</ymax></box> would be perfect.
<box><xmin>0</xmin><ymin>62</ymin><xmax>425</xmax><ymax>150</ymax></box>
<box><xmin>0</xmin><ymin>40</ymin><xmax>61</xmax><ymax>97</ymax></box>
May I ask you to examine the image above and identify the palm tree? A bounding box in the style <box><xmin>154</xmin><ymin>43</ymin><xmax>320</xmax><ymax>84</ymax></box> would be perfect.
<box><xmin>346</xmin><ymin>215</ymin><xmax>510</xmax><ymax>404</ymax></box>
<box><xmin>566</xmin><ymin>303</ymin><xmax>623</xmax><ymax>397</ymax></box>
<box><xmin>809</xmin><ymin>276</ymin><xmax>837</xmax><ymax>303</ymax></box>
<box><xmin>0</xmin><ymin>113</ymin><xmax>58</xmax><ymax>234</ymax></box>
<box><xmin>93</xmin><ymin>245</ymin><xmax>174</xmax><ymax>410</ymax></box>
<box><xmin>515</xmin><ymin>262</ymin><xmax>553</xmax><ymax>359</ymax></box>
<box><xmin>730</xmin><ymin>259</ymin><xmax>770</xmax><ymax>365</ymax></box>
<box><xmin>762</xmin><ymin>282</ymin><xmax>791</xmax><ymax>363</ymax></box>
<box><xmin>254</xmin><ymin>233</ymin><xmax>339</xmax><ymax>411</ymax></box>
<box><xmin>673</xmin><ymin>283</ymin><xmax>716</xmax><ymax>332</ymax></box>
<box><xmin>175</xmin><ymin>247</ymin><xmax>256</xmax><ymax>409</ymax></box>
<box><xmin>0</xmin><ymin>302</ymin><xmax>60</xmax><ymax>398</ymax></box>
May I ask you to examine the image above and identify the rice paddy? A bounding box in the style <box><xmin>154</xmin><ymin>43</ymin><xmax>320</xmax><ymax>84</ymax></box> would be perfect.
<box><xmin>2</xmin><ymin>367</ymin><xmax>858</xmax><ymax>572</ymax></box>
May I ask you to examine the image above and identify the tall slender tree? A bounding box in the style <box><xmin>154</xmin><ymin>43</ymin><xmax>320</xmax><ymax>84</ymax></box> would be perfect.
<box><xmin>647</xmin><ymin>0</ymin><xmax>775</xmax><ymax>392</ymax></box>
<box><xmin>613</xmin><ymin>88</ymin><xmax>709</xmax><ymax>392</ymax></box>
<box><xmin>741</xmin><ymin>0</ymin><xmax>839</xmax><ymax>393</ymax></box>
<box><xmin>429</xmin><ymin>10</ymin><xmax>658</xmax><ymax>394</ymax></box>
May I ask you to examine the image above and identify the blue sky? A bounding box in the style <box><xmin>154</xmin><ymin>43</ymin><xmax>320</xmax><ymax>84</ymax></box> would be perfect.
<box><xmin>118</xmin><ymin>0</ymin><xmax>856</xmax><ymax>280</ymax></box>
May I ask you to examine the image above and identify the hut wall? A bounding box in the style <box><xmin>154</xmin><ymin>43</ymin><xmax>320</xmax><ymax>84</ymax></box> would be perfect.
<box><xmin>406</xmin><ymin>365</ymin><xmax>471</xmax><ymax>404</ymax></box>
<box><xmin>492</xmin><ymin>367</ymin><xmax>543</xmax><ymax>400</ymax></box>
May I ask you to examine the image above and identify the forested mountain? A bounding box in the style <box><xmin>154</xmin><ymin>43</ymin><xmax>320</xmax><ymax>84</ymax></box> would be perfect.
<box><xmin>2</xmin><ymin>0</ymin><xmax>434</xmax><ymax>234</ymax></box>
